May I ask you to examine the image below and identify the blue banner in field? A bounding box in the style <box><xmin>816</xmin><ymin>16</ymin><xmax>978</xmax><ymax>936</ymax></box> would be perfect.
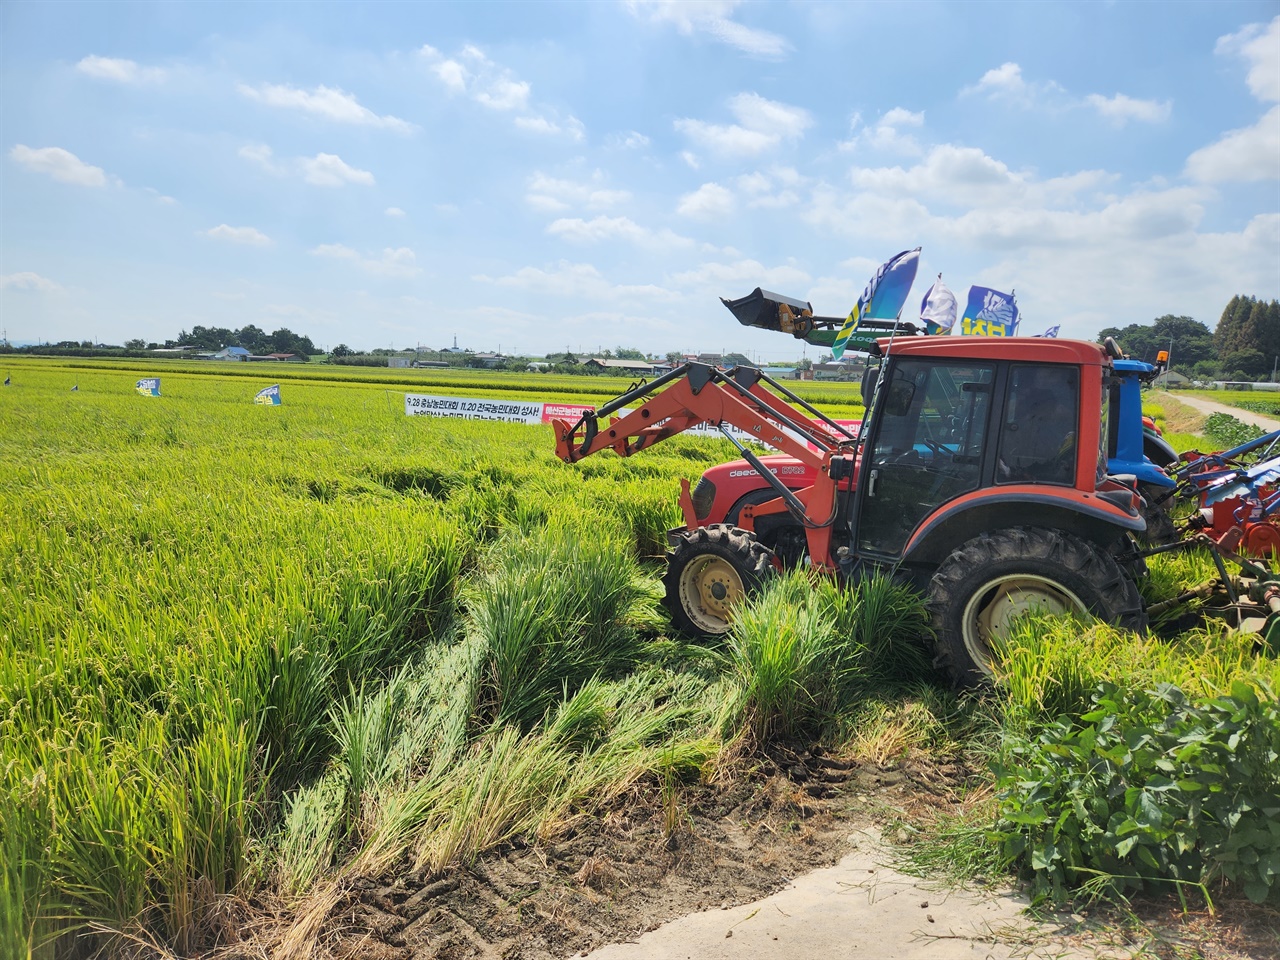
<box><xmin>959</xmin><ymin>286</ymin><xmax>1019</xmax><ymax>337</ymax></box>
<box><xmin>255</xmin><ymin>384</ymin><xmax>281</xmax><ymax>405</ymax></box>
<box><xmin>136</xmin><ymin>377</ymin><xmax>161</xmax><ymax>396</ymax></box>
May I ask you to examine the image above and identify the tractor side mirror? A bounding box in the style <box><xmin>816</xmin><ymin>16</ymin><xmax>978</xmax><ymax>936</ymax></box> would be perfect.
<box><xmin>860</xmin><ymin>362</ymin><xmax>880</xmax><ymax>409</ymax></box>
<box><xmin>883</xmin><ymin>380</ymin><xmax>916</xmax><ymax>418</ymax></box>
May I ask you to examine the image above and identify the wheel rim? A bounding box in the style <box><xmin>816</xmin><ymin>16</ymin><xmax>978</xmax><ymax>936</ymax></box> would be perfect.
<box><xmin>961</xmin><ymin>574</ymin><xmax>1086</xmax><ymax>675</ymax></box>
<box><xmin>678</xmin><ymin>556</ymin><xmax>745</xmax><ymax>634</ymax></box>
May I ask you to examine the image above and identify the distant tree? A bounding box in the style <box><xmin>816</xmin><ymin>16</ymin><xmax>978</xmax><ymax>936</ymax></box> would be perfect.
<box><xmin>1222</xmin><ymin>348</ymin><xmax>1268</xmax><ymax>379</ymax></box>
<box><xmin>330</xmin><ymin>343</ymin><xmax>353</xmax><ymax>359</ymax></box>
<box><xmin>235</xmin><ymin>324</ymin><xmax>270</xmax><ymax>353</ymax></box>
<box><xmin>125</xmin><ymin>339</ymin><xmax>146</xmax><ymax>350</ymax></box>
<box><xmin>270</xmin><ymin>327</ymin><xmax>316</xmax><ymax>356</ymax></box>
<box><xmin>665</xmin><ymin>351</ymin><xmax>683</xmax><ymax>365</ymax></box>
<box><xmin>614</xmin><ymin>346</ymin><xmax>646</xmax><ymax>360</ymax></box>
<box><xmin>1096</xmin><ymin>315</ymin><xmax>1214</xmax><ymax>367</ymax></box>
<box><xmin>797</xmin><ymin>357</ymin><xmax>813</xmax><ymax>371</ymax></box>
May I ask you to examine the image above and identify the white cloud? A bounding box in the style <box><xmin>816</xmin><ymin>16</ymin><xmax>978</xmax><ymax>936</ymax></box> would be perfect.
<box><xmin>475</xmin><ymin>76</ymin><xmax>531</xmax><ymax>111</ymax></box>
<box><xmin>626</xmin><ymin>1</ymin><xmax>792</xmax><ymax>59</ymax></box>
<box><xmin>526</xmin><ymin>172</ymin><xmax>630</xmax><ymax>212</ymax></box>
<box><xmin>9</xmin><ymin>145</ymin><xmax>108</xmax><ymax>186</ymax></box>
<box><xmin>1085</xmin><ymin>93</ymin><xmax>1172</xmax><ymax>126</ymax></box>
<box><xmin>677</xmin><ymin>182</ymin><xmax>735</xmax><ymax>219</ymax></box>
<box><xmin>961</xmin><ymin>62</ymin><xmax>1067</xmax><ymax>109</ymax></box>
<box><xmin>237</xmin><ymin>83</ymin><xmax>412</xmax><ymax>132</ymax></box>
<box><xmin>966</xmin><ymin>62</ymin><xmax>1027</xmax><ymax>99</ymax></box>
<box><xmin>670</xmin><ymin>258</ymin><xmax>810</xmax><ymax>292</ymax></box>
<box><xmin>734</xmin><ymin>168</ymin><xmax>804</xmax><ymax>208</ymax></box>
<box><xmin>385</xmin><ymin>207</ymin><xmax>406</xmax><ymax>218</ymax></box>
<box><xmin>239</xmin><ymin>144</ymin><xmax>374</xmax><ymax>187</ymax></box>
<box><xmin>310</xmin><ymin>243</ymin><xmax>419</xmax><ymax>278</ymax></box>
<box><xmin>1185</xmin><ymin>104</ymin><xmax>1280</xmax><ymax>182</ymax></box>
<box><xmin>76</xmin><ymin>55</ymin><xmax>166</xmax><ymax>84</ymax></box>
<box><xmin>476</xmin><ymin>260</ymin><xmax>679</xmax><ymax>301</ymax></box>
<box><xmin>609</xmin><ymin>130</ymin><xmax>651</xmax><ymax>149</ymax></box>
<box><xmin>839</xmin><ymin>108</ymin><xmax>925</xmax><ymax>155</ymax></box>
<box><xmin>205</xmin><ymin>224</ymin><xmax>272</xmax><ymax>246</ymax></box>
<box><xmin>420</xmin><ymin>42</ymin><xmax>584</xmax><ymax>140</ymax></box>
<box><xmin>514</xmin><ymin>114</ymin><xmax>585</xmax><ymax>140</ymax></box>
<box><xmin>681</xmin><ymin>151</ymin><xmax>700</xmax><ymax>170</ymax></box>
<box><xmin>676</xmin><ymin>92</ymin><xmax>812</xmax><ymax>155</ymax></box>
<box><xmin>1216</xmin><ymin>16</ymin><xmax>1280</xmax><ymax>103</ymax></box>
<box><xmin>546</xmin><ymin>216</ymin><xmax>695</xmax><ymax>249</ymax></box>
<box><xmin>300</xmin><ymin>153</ymin><xmax>375</xmax><ymax>187</ymax></box>
<box><xmin>239</xmin><ymin>143</ymin><xmax>284</xmax><ymax>174</ymax></box>
<box><xmin>1</xmin><ymin>271</ymin><xmax>61</xmax><ymax>292</ymax></box>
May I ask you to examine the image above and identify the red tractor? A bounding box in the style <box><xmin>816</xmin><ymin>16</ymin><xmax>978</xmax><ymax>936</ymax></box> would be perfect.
<box><xmin>554</xmin><ymin>335</ymin><xmax>1150</xmax><ymax>686</ymax></box>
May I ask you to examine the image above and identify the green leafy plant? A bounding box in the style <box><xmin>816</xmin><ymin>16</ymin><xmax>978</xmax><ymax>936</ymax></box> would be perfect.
<box><xmin>992</xmin><ymin>680</ymin><xmax>1280</xmax><ymax>905</ymax></box>
<box><xmin>1203</xmin><ymin>412</ymin><xmax>1264</xmax><ymax>449</ymax></box>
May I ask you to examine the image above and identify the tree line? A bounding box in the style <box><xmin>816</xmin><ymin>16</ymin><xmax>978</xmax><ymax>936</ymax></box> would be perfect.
<box><xmin>1097</xmin><ymin>295</ymin><xmax>1279</xmax><ymax>381</ymax></box>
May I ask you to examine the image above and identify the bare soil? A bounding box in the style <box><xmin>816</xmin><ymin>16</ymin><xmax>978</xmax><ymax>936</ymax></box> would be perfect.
<box><xmin>216</xmin><ymin>750</ymin><xmax>1278</xmax><ymax>960</ymax></box>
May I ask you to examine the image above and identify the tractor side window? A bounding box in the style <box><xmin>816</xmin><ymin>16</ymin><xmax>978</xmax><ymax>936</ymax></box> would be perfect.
<box><xmin>998</xmin><ymin>365</ymin><xmax>1079</xmax><ymax>486</ymax></box>
<box><xmin>858</xmin><ymin>360</ymin><xmax>994</xmax><ymax>557</ymax></box>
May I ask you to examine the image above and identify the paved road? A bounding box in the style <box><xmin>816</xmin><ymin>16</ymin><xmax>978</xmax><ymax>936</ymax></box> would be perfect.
<box><xmin>1160</xmin><ymin>390</ymin><xmax>1280</xmax><ymax>431</ymax></box>
<box><xmin>586</xmin><ymin>829</ymin><xmax>1127</xmax><ymax>960</ymax></box>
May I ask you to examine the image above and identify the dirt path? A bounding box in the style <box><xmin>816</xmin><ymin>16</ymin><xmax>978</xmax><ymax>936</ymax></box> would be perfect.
<box><xmin>584</xmin><ymin>828</ymin><xmax>1120</xmax><ymax>960</ymax></box>
<box><xmin>1159</xmin><ymin>391</ymin><xmax>1280</xmax><ymax>431</ymax></box>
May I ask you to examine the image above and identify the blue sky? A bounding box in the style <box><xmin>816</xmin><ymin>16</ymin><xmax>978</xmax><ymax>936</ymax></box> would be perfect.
<box><xmin>2</xmin><ymin>1</ymin><xmax>1277</xmax><ymax>359</ymax></box>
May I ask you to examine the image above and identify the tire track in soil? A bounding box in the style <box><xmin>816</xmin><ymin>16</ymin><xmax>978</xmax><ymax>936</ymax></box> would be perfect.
<box><xmin>291</xmin><ymin>751</ymin><xmax>976</xmax><ymax>960</ymax></box>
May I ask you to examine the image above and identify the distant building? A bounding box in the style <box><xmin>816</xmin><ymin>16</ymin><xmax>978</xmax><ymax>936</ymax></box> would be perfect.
<box><xmin>471</xmin><ymin>353</ymin><xmax>507</xmax><ymax>367</ymax></box>
<box><xmin>387</xmin><ymin>357</ymin><xmax>412</xmax><ymax>368</ymax></box>
<box><xmin>212</xmin><ymin>346</ymin><xmax>250</xmax><ymax>361</ymax></box>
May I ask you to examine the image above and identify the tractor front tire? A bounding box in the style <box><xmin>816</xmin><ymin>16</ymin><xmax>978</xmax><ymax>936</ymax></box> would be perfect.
<box><xmin>663</xmin><ymin>524</ymin><xmax>774</xmax><ymax>639</ymax></box>
<box><xmin>926</xmin><ymin>527</ymin><xmax>1147</xmax><ymax>687</ymax></box>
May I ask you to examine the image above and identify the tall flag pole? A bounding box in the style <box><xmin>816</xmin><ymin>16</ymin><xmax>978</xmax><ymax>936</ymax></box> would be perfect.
<box><xmin>919</xmin><ymin>274</ymin><xmax>958</xmax><ymax>335</ymax></box>
<box><xmin>832</xmin><ymin>247</ymin><xmax>921</xmax><ymax>359</ymax></box>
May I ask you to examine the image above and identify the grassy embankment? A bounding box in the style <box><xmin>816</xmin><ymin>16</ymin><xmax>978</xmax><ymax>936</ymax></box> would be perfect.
<box><xmin>1</xmin><ymin>359</ymin><xmax>1275</xmax><ymax>959</ymax></box>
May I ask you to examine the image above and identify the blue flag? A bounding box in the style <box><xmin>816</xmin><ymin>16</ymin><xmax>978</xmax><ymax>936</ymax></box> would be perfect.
<box><xmin>136</xmin><ymin>377</ymin><xmax>161</xmax><ymax>396</ymax></box>
<box><xmin>832</xmin><ymin>247</ymin><xmax>921</xmax><ymax>359</ymax></box>
<box><xmin>1032</xmin><ymin>324</ymin><xmax>1060</xmax><ymax>338</ymax></box>
<box><xmin>71</xmin><ymin>384</ymin><xmax>78</xmax><ymax>391</ymax></box>
<box><xmin>254</xmin><ymin>384</ymin><xmax>282</xmax><ymax>405</ymax></box>
<box><xmin>959</xmin><ymin>286</ymin><xmax>1019</xmax><ymax>337</ymax></box>
<box><xmin>3</xmin><ymin>375</ymin><xmax>9</xmax><ymax>386</ymax></box>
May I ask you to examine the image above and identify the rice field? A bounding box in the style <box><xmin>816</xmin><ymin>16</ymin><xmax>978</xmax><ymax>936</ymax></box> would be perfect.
<box><xmin>2</xmin><ymin>356</ymin><xmax>1276</xmax><ymax>958</ymax></box>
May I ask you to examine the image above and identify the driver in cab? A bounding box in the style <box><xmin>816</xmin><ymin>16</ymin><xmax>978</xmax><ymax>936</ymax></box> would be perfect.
<box><xmin>998</xmin><ymin>366</ymin><xmax>1077</xmax><ymax>484</ymax></box>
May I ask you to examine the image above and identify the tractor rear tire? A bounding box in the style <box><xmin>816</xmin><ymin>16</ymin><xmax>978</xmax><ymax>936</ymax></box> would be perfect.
<box><xmin>663</xmin><ymin>524</ymin><xmax>774</xmax><ymax>639</ymax></box>
<box><xmin>1137</xmin><ymin>482</ymin><xmax>1177</xmax><ymax>546</ymax></box>
<box><xmin>926</xmin><ymin>526</ymin><xmax>1147</xmax><ymax>687</ymax></box>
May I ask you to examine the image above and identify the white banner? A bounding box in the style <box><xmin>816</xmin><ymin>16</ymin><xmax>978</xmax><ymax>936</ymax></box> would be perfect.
<box><xmin>405</xmin><ymin>392</ymin><xmax>860</xmax><ymax>453</ymax></box>
<box><xmin>405</xmin><ymin>393</ymin><xmax>544</xmax><ymax>424</ymax></box>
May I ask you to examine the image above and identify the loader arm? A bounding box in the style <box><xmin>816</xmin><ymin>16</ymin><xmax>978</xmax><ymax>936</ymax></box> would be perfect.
<box><xmin>551</xmin><ymin>362</ymin><xmax>857</xmax><ymax>571</ymax></box>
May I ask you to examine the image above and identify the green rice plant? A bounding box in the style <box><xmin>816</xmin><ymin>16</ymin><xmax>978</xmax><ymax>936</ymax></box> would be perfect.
<box><xmin>835</xmin><ymin>574</ymin><xmax>933</xmax><ymax>684</ymax></box>
<box><xmin>992</xmin><ymin>613</ymin><xmax>1280</xmax><ymax>726</ymax></box>
<box><xmin>465</xmin><ymin>524</ymin><xmax>657</xmax><ymax>731</ymax></box>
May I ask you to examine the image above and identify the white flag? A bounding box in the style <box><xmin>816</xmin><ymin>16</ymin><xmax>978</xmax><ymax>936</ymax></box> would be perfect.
<box><xmin>919</xmin><ymin>276</ymin><xmax>958</xmax><ymax>334</ymax></box>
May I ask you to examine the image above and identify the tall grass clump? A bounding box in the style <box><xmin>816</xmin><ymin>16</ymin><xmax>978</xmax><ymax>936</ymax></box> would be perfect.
<box><xmin>721</xmin><ymin>572</ymin><xmax>929</xmax><ymax>746</ymax></box>
<box><xmin>466</xmin><ymin>522</ymin><xmax>660</xmax><ymax>730</ymax></box>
